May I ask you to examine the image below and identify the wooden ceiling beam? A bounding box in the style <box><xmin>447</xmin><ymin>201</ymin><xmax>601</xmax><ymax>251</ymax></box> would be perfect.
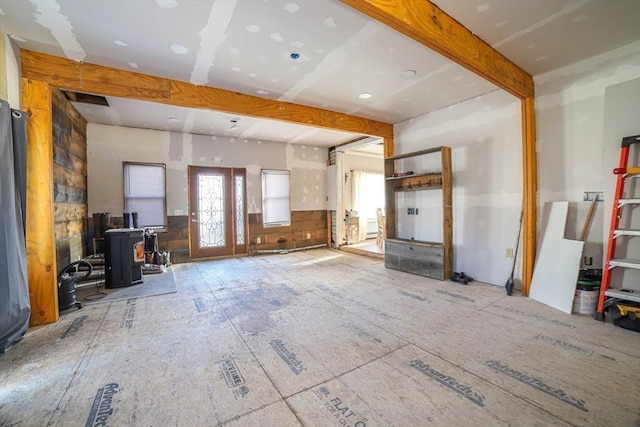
<box><xmin>340</xmin><ymin>0</ymin><xmax>534</xmax><ymax>99</ymax></box>
<box><xmin>20</xmin><ymin>49</ymin><xmax>393</xmax><ymax>139</ymax></box>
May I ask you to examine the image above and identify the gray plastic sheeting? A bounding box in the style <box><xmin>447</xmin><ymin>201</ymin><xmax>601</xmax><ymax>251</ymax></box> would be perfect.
<box><xmin>0</xmin><ymin>98</ymin><xmax>30</xmax><ymax>353</ymax></box>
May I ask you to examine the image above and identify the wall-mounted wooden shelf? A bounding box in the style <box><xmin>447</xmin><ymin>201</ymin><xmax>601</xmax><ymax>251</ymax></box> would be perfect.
<box><xmin>384</xmin><ymin>146</ymin><xmax>452</xmax><ymax>280</ymax></box>
<box><xmin>386</xmin><ymin>173</ymin><xmax>443</xmax><ymax>191</ymax></box>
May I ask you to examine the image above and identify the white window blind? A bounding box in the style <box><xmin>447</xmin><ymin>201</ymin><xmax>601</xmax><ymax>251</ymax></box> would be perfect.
<box><xmin>262</xmin><ymin>169</ymin><xmax>290</xmax><ymax>227</ymax></box>
<box><xmin>124</xmin><ymin>162</ymin><xmax>167</xmax><ymax>229</ymax></box>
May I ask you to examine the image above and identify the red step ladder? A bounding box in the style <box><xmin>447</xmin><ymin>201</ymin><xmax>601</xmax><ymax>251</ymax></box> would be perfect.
<box><xmin>595</xmin><ymin>135</ymin><xmax>640</xmax><ymax>320</ymax></box>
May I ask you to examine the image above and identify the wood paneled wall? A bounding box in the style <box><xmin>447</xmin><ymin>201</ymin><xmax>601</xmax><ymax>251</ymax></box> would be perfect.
<box><xmin>52</xmin><ymin>88</ymin><xmax>88</xmax><ymax>272</ymax></box>
<box><xmin>249</xmin><ymin>210</ymin><xmax>327</xmax><ymax>252</ymax></box>
<box><xmin>143</xmin><ymin>212</ymin><xmax>327</xmax><ymax>262</ymax></box>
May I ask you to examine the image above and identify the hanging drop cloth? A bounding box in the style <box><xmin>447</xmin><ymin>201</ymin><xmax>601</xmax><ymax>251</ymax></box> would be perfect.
<box><xmin>0</xmin><ymin>99</ymin><xmax>30</xmax><ymax>352</ymax></box>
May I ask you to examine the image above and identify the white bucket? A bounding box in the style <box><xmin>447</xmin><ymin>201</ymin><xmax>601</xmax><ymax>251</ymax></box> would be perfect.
<box><xmin>572</xmin><ymin>281</ymin><xmax>600</xmax><ymax>314</ymax></box>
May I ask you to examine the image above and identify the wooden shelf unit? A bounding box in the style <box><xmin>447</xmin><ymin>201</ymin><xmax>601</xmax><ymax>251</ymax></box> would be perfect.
<box><xmin>384</xmin><ymin>146</ymin><xmax>453</xmax><ymax>280</ymax></box>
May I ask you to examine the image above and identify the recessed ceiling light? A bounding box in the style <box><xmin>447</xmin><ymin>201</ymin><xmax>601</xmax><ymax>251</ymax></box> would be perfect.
<box><xmin>114</xmin><ymin>40</ymin><xmax>128</xmax><ymax>46</ymax></box>
<box><xmin>400</xmin><ymin>69</ymin><xmax>416</xmax><ymax>79</ymax></box>
<box><xmin>170</xmin><ymin>43</ymin><xmax>189</xmax><ymax>54</ymax></box>
<box><xmin>168</xmin><ymin>116</ymin><xmax>182</xmax><ymax>123</ymax></box>
<box><xmin>359</xmin><ymin>93</ymin><xmax>372</xmax><ymax>99</ymax></box>
<box><xmin>128</xmin><ymin>62</ymin><xmax>138</xmax><ymax>69</ymax></box>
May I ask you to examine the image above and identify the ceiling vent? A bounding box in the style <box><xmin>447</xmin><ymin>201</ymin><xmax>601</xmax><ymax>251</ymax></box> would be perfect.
<box><xmin>63</xmin><ymin>91</ymin><xmax>110</xmax><ymax>106</ymax></box>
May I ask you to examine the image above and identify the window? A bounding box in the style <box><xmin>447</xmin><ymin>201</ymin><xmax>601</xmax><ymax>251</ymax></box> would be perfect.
<box><xmin>262</xmin><ymin>169</ymin><xmax>290</xmax><ymax>227</ymax></box>
<box><xmin>123</xmin><ymin>162</ymin><xmax>167</xmax><ymax>230</ymax></box>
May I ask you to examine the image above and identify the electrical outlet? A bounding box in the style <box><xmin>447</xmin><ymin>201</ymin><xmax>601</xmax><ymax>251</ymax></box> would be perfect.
<box><xmin>583</xmin><ymin>191</ymin><xmax>603</xmax><ymax>201</ymax></box>
<box><xmin>306</xmin><ymin>233</ymin><xmax>311</xmax><ymax>239</ymax></box>
<box><xmin>506</xmin><ymin>248</ymin><xmax>514</xmax><ymax>258</ymax></box>
<box><xmin>256</xmin><ymin>237</ymin><xmax>261</xmax><ymax>244</ymax></box>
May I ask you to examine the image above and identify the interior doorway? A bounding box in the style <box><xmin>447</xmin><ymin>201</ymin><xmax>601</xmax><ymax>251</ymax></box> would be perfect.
<box><xmin>188</xmin><ymin>166</ymin><xmax>247</xmax><ymax>258</ymax></box>
<box><xmin>334</xmin><ymin>138</ymin><xmax>385</xmax><ymax>258</ymax></box>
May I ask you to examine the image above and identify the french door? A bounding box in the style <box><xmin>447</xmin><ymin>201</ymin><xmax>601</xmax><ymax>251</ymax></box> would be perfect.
<box><xmin>188</xmin><ymin>166</ymin><xmax>247</xmax><ymax>258</ymax></box>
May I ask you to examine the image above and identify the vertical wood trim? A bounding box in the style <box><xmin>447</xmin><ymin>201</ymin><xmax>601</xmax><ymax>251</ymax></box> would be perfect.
<box><xmin>383</xmin><ymin>135</ymin><xmax>395</xmax><ymax>241</ymax></box>
<box><xmin>21</xmin><ymin>78</ymin><xmax>58</xmax><ymax>325</ymax></box>
<box><xmin>383</xmin><ymin>156</ymin><xmax>396</xmax><ymax>240</ymax></box>
<box><xmin>327</xmin><ymin>211</ymin><xmax>332</xmax><ymax>247</ymax></box>
<box><xmin>521</xmin><ymin>96</ymin><xmax>537</xmax><ymax>296</ymax></box>
<box><xmin>441</xmin><ymin>146</ymin><xmax>453</xmax><ymax>280</ymax></box>
<box><xmin>383</xmin><ymin>135</ymin><xmax>394</xmax><ymax>158</ymax></box>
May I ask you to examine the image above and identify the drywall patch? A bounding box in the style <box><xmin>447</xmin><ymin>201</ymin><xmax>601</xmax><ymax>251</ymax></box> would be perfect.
<box><xmin>493</xmin><ymin>0</ymin><xmax>590</xmax><ymax>48</ymax></box>
<box><xmin>283</xmin><ymin>3</ymin><xmax>299</xmax><ymax>14</ymax></box>
<box><xmin>238</xmin><ymin>122</ymin><xmax>262</xmax><ymax>139</ymax></box>
<box><xmin>190</xmin><ymin>0</ymin><xmax>237</xmax><ymax>85</ymax></box>
<box><xmin>156</xmin><ymin>0</ymin><xmax>177</xmax><ymax>8</ymax></box>
<box><xmin>285</xmin><ymin>144</ymin><xmax>325</xmax><ymax>171</ymax></box>
<box><xmin>323</xmin><ymin>17</ymin><xmax>336</xmax><ymax>28</ymax></box>
<box><xmin>279</xmin><ymin>21</ymin><xmax>382</xmax><ymax>102</ymax></box>
<box><xmin>30</xmin><ymin>0</ymin><xmax>86</xmax><ymax>61</ymax></box>
<box><xmin>348</xmin><ymin>62</ymin><xmax>454</xmax><ymax>117</ymax></box>
<box><xmin>246</xmin><ymin>25</ymin><xmax>260</xmax><ymax>34</ymax></box>
<box><xmin>168</xmin><ymin>131</ymin><xmax>184</xmax><ymax>161</ymax></box>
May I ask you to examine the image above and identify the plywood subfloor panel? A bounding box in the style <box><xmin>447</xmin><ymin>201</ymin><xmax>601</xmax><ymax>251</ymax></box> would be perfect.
<box><xmin>1</xmin><ymin>249</ymin><xmax>638</xmax><ymax>426</ymax></box>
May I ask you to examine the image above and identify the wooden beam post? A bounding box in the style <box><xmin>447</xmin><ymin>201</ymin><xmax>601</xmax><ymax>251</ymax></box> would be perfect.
<box><xmin>20</xmin><ymin>50</ymin><xmax>393</xmax><ymax>139</ymax></box>
<box><xmin>21</xmin><ymin>78</ymin><xmax>58</xmax><ymax>325</ymax></box>
<box><xmin>521</xmin><ymin>96</ymin><xmax>537</xmax><ymax>296</ymax></box>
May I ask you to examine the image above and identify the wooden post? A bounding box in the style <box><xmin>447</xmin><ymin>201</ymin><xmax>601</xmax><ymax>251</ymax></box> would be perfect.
<box><xmin>521</xmin><ymin>96</ymin><xmax>537</xmax><ymax>296</ymax></box>
<box><xmin>21</xmin><ymin>78</ymin><xmax>58</xmax><ymax>325</ymax></box>
<box><xmin>441</xmin><ymin>146</ymin><xmax>453</xmax><ymax>281</ymax></box>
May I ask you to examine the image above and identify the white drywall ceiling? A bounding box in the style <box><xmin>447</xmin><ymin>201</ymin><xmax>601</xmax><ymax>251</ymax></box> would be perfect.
<box><xmin>0</xmin><ymin>0</ymin><xmax>638</xmax><ymax>147</ymax></box>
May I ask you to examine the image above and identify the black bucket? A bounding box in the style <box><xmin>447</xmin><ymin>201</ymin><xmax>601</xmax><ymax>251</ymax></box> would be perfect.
<box><xmin>57</xmin><ymin>261</ymin><xmax>92</xmax><ymax>311</ymax></box>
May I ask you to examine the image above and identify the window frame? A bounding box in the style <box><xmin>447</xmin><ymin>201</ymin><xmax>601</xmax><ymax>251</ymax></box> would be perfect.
<box><xmin>261</xmin><ymin>169</ymin><xmax>291</xmax><ymax>227</ymax></box>
<box><xmin>123</xmin><ymin>161</ymin><xmax>168</xmax><ymax>231</ymax></box>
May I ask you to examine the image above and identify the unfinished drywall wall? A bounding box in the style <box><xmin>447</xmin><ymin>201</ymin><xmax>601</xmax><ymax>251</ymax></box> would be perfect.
<box><xmin>535</xmin><ymin>41</ymin><xmax>640</xmax><ymax>284</ymax></box>
<box><xmin>87</xmin><ymin>124</ymin><xmax>328</xmax><ymax>216</ymax></box>
<box><xmin>603</xmin><ymin>78</ymin><xmax>640</xmax><ymax>291</ymax></box>
<box><xmin>0</xmin><ymin>32</ymin><xmax>20</xmax><ymax>108</ymax></box>
<box><xmin>394</xmin><ymin>90</ymin><xmax>521</xmax><ymax>286</ymax></box>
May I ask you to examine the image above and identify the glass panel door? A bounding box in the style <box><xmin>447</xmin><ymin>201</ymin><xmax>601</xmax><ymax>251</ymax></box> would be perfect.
<box><xmin>188</xmin><ymin>166</ymin><xmax>247</xmax><ymax>258</ymax></box>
